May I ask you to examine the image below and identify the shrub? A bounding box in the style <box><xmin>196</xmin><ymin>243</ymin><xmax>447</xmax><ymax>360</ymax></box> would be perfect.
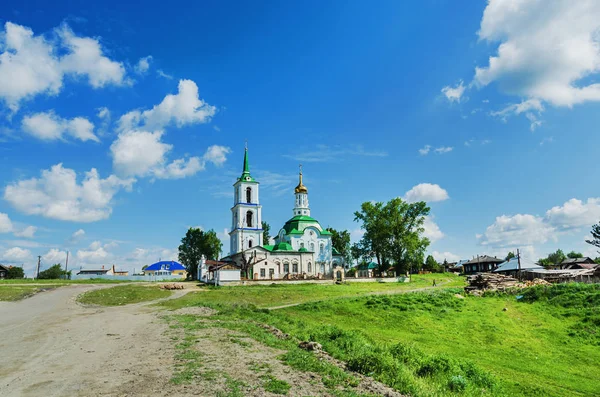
<box><xmin>448</xmin><ymin>375</ymin><xmax>468</xmax><ymax>392</ymax></box>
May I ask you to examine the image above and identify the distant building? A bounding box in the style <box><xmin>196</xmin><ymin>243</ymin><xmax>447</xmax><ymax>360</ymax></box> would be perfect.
<box><xmin>356</xmin><ymin>262</ymin><xmax>378</xmax><ymax>278</ymax></box>
<box><xmin>462</xmin><ymin>255</ymin><xmax>504</xmax><ymax>275</ymax></box>
<box><xmin>144</xmin><ymin>261</ymin><xmax>187</xmax><ymax>278</ymax></box>
<box><xmin>559</xmin><ymin>257</ymin><xmax>597</xmax><ymax>270</ymax></box>
<box><xmin>77</xmin><ymin>265</ymin><xmax>113</xmax><ymax>276</ymax></box>
<box><xmin>494</xmin><ymin>258</ymin><xmax>543</xmax><ymax>277</ymax></box>
<box><xmin>198</xmin><ymin>257</ymin><xmax>241</xmax><ymax>284</ymax></box>
<box><xmin>0</xmin><ymin>264</ymin><xmax>8</xmax><ymax>279</ymax></box>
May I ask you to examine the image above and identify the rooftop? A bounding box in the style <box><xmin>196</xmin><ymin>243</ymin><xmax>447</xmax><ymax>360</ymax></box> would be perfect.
<box><xmin>145</xmin><ymin>261</ymin><xmax>186</xmax><ymax>271</ymax></box>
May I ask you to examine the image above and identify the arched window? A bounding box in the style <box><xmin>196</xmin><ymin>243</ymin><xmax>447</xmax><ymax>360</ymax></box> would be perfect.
<box><xmin>248</xmin><ymin>239</ymin><xmax>253</xmax><ymax>248</ymax></box>
<box><xmin>307</xmin><ymin>262</ymin><xmax>312</xmax><ymax>273</ymax></box>
<box><xmin>246</xmin><ymin>211</ymin><xmax>253</xmax><ymax>228</ymax></box>
<box><xmin>310</xmin><ymin>243</ymin><xmax>315</xmax><ymax>251</ymax></box>
<box><xmin>320</xmin><ymin>263</ymin><xmax>325</xmax><ymax>274</ymax></box>
<box><xmin>320</xmin><ymin>243</ymin><xmax>324</xmax><ymax>252</ymax></box>
<box><xmin>300</xmin><ymin>242</ymin><xmax>305</xmax><ymax>249</ymax></box>
<box><xmin>246</xmin><ymin>187</ymin><xmax>252</xmax><ymax>203</ymax></box>
<box><xmin>283</xmin><ymin>262</ymin><xmax>290</xmax><ymax>273</ymax></box>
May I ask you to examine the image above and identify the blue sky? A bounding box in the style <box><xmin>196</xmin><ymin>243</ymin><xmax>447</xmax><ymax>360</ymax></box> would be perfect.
<box><xmin>1</xmin><ymin>0</ymin><xmax>599</xmax><ymax>275</ymax></box>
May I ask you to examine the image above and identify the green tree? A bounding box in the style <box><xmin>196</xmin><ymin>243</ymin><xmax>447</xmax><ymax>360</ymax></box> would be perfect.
<box><xmin>547</xmin><ymin>249</ymin><xmax>566</xmax><ymax>265</ymax></box>
<box><xmin>38</xmin><ymin>264</ymin><xmax>70</xmax><ymax>279</ymax></box>
<box><xmin>178</xmin><ymin>227</ymin><xmax>222</xmax><ymax>280</ymax></box>
<box><xmin>262</xmin><ymin>221</ymin><xmax>271</xmax><ymax>244</ymax></box>
<box><xmin>505</xmin><ymin>251</ymin><xmax>515</xmax><ymax>261</ymax></box>
<box><xmin>566</xmin><ymin>251</ymin><xmax>583</xmax><ymax>259</ymax></box>
<box><xmin>424</xmin><ymin>255</ymin><xmax>439</xmax><ymax>272</ymax></box>
<box><xmin>6</xmin><ymin>266</ymin><xmax>25</xmax><ymax>279</ymax></box>
<box><xmin>354</xmin><ymin>198</ymin><xmax>430</xmax><ymax>275</ymax></box>
<box><xmin>586</xmin><ymin>222</ymin><xmax>600</xmax><ymax>253</ymax></box>
<box><xmin>326</xmin><ymin>227</ymin><xmax>352</xmax><ymax>265</ymax></box>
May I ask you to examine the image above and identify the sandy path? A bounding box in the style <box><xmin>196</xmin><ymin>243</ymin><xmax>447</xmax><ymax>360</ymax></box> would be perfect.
<box><xmin>0</xmin><ymin>285</ymin><xmax>190</xmax><ymax>397</ymax></box>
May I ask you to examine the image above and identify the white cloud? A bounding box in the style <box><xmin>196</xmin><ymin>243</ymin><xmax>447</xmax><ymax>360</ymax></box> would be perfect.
<box><xmin>441</xmin><ymin>80</ymin><xmax>466</xmax><ymax>103</ymax></box>
<box><xmin>118</xmin><ymin>79</ymin><xmax>216</xmax><ymax>131</ymax></box>
<box><xmin>69</xmin><ymin>228</ymin><xmax>85</xmax><ymax>243</ymax></box>
<box><xmin>282</xmin><ymin>144</ymin><xmax>387</xmax><ymax>163</ymax></box>
<box><xmin>22</xmin><ymin>111</ymin><xmax>99</xmax><ymax>142</ymax></box>
<box><xmin>540</xmin><ymin>137</ymin><xmax>554</xmax><ymax>146</ymax></box>
<box><xmin>157</xmin><ymin>69</ymin><xmax>173</xmax><ymax>80</ymax></box>
<box><xmin>405</xmin><ymin>183</ymin><xmax>449</xmax><ymax>203</ymax></box>
<box><xmin>57</xmin><ymin>25</ymin><xmax>126</xmax><ymax>89</ymax></box>
<box><xmin>490</xmin><ymin>98</ymin><xmax>544</xmax><ymax>131</ymax></box>
<box><xmin>419</xmin><ymin>145</ymin><xmax>453</xmax><ymax>155</ymax></box>
<box><xmin>134</xmin><ymin>55</ymin><xmax>152</xmax><ymax>74</ymax></box>
<box><xmin>42</xmin><ymin>248</ymin><xmax>67</xmax><ymax>265</ymax></box>
<box><xmin>431</xmin><ymin>251</ymin><xmax>461</xmax><ymax>263</ymax></box>
<box><xmin>350</xmin><ymin>228</ymin><xmax>365</xmax><ymax>243</ymax></box>
<box><xmin>475</xmin><ymin>1</ymin><xmax>600</xmax><ymax>107</ymax></box>
<box><xmin>0</xmin><ymin>213</ymin><xmax>13</xmax><ymax>233</ymax></box>
<box><xmin>1</xmin><ymin>247</ymin><xmax>32</xmax><ymax>263</ymax></box>
<box><xmin>97</xmin><ymin>107</ymin><xmax>110</xmax><ymax>120</ymax></box>
<box><xmin>478</xmin><ymin>197</ymin><xmax>600</xmax><ymax>250</ymax></box>
<box><xmin>76</xmin><ymin>241</ymin><xmax>111</xmax><ymax>264</ymax></box>
<box><xmin>423</xmin><ymin>216</ymin><xmax>444</xmax><ymax>243</ymax></box>
<box><xmin>13</xmin><ymin>225</ymin><xmax>37</xmax><ymax>238</ymax></box>
<box><xmin>0</xmin><ymin>22</ymin><xmax>127</xmax><ymax>112</ymax></box>
<box><xmin>418</xmin><ymin>145</ymin><xmax>431</xmax><ymax>155</ymax></box>
<box><xmin>110</xmin><ymin>129</ymin><xmax>230</xmax><ymax>179</ymax></box>
<box><xmin>546</xmin><ymin>198</ymin><xmax>600</xmax><ymax>230</ymax></box>
<box><xmin>4</xmin><ymin>163</ymin><xmax>134</xmax><ymax>222</ymax></box>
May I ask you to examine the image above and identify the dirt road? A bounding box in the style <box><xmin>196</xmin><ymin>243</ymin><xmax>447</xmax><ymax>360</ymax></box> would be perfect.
<box><xmin>0</xmin><ymin>285</ymin><xmax>187</xmax><ymax>397</ymax></box>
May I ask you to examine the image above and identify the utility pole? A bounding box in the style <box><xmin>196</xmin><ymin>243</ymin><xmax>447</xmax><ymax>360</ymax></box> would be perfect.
<box><xmin>65</xmin><ymin>251</ymin><xmax>69</xmax><ymax>275</ymax></box>
<box><xmin>35</xmin><ymin>256</ymin><xmax>41</xmax><ymax>279</ymax></box>
<box><xmin>517</xmin><ymin>248</ymin><xmax>522</xmax><ymax>280</ymax></box>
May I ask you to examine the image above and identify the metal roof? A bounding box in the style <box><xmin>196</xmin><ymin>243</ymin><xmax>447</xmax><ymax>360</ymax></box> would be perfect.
<box><xmin>494</xmin><ymin>258</ymin><xmax>543</xmax><ymax>272</ymax></box>
<box><xmin>145</xmin><ymin>261</ymin><xmax>185</xmax><ymax>271</ymax></box>
<box><xmin>464</xmin><ymin>255</ymin><xmax>504</xmax><ymax>265</ymax></box>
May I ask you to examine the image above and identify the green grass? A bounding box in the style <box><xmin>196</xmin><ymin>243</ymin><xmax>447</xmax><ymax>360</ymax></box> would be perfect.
<box><xmin>261</xmin><ymin>374</ymin><xmax>291</xmax><ymax>394</ymax></box>
<box><xmin>160</xmin><ymin>273</ymin><xmax>464</xmax><ymax>310</ymax></box>
<box><xmin>0</xmin><ymin>278</ymin><xmax>135</xmax><ymax>284</ymax></box>
<box><xmin>77</xmin><ymin>285</ymin><xmax>172</xmax><ymax>306</ymax></box>
<box><xmin>160</xmin><ymin>280</ymin><xmax>600</xmax><ymax>397</ymax></box>
<box><xmin>0</xmin><ymin>285</ymin><xmax>59</xmax><ymax>301</ymax></box>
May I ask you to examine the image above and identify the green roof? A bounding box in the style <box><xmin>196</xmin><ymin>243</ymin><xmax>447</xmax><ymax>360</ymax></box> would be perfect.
<box><xmin>332</xmin><ymin>247</ymin><xmax>342</xmax><ymax>256</ymax></box>
<box><xmin>282</xmin><ymin>215</ymin><xmax>326</xmax><ymax>236</ymax></box>
<box><xmin>298</xmin><ymin>247</ymin><xmax>309</xmax><ymax>252</ymax></box>
<box><xmin>357</xmin><ymin>262</ymin><xmax>378</xmax><ymax>270</ymax></box>
<box><xmin>262</xmin><ymin>245</ymin><xmax>275</xmax><ymax>252</ymax></box>
<box><xmin>238</xmin><ymin>148</ymin><xmax>256</xmax><ymax>182</ymax></box>
<box><xmin>273</xmin><ymin>242</ymin><xmax>294</xmax><ymax>251</ymax></box>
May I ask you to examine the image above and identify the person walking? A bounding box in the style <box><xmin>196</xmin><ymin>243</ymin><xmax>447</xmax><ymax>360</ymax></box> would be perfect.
<box><xmin>433</xmin><ymin>279</ymin><xmax>437</xmax><ymax>287</ymax></box>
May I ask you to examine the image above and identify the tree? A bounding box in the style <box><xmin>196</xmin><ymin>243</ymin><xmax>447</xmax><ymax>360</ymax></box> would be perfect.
<box><xmin>547</xmin><ymin>249</ymin><xmax>566</xmax><ymax>265</ymax></box>
<box><xmin>354</xmin><ymin>198</ymin><xmax>430</xmax><ymax>275</ymax></box>
<box><xmin>424</xmin><ymin>255</ymin><xmax>440</xmax><ymax>272</ymax></box>
<box><xmin>6</xmin><ymin>266</ymin><xmax>24</xmax><ymax>279</ymax></box>
<box><xmin>178</xmin><ymin>227</ymin><xmax>222</xmax><ymax>280</ymax></box>
<box><xmin>586</xmin><ymin>222</ymin><xmax>600</xmax><ymax>253</ymax></box>
<box><xmin>38</xmin><ymin>264</ymin><xmax>70</xmax><ymax>279</ymax></box>
<box><xmin>566</xmin><ymin>251</ymin><xmax>583</xmax><ymax>259</ymax></box>
<box><xmin>262</xmin><ymin>221</ymin><xmax>271</xmax><ymax>244</ymax></box>
<box><xmin>142</xmin><ymin>265</ymin><xmax>149</xmax><ymax>271</ymax></box>
<box><xmin>505</xmin><ymin>251</ymin><xmax>515</xmax><ymax>261</ymax></box>
<box><xmin>326</xmin><ymin>227</ymin><xmax>352</xmax><ymax>265</ymax></box>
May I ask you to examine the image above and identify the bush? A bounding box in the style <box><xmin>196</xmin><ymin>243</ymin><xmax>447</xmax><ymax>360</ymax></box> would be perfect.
<box><xmin>38</xmin><ymin>264</ymin><xmax>70</xmax><ymax>279</ymax></box>
<box><xmin>448</xmin><ymin>375</ymin><xmax>468</xmax><ymax>392</ymax></box>
<box><xmin>6</xmin><ymin>266</ymin><xmax>25</xmax><ymax>279</ymax></box>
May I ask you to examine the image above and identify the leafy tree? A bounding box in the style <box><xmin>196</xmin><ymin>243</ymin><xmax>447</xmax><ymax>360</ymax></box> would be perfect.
<box><xmin>262</xmin><ymin>221</ymin><xmax>271</xmax><ymax>244</ymax></box>
<box><xmin>354</xmin><ymin>198</ymin><xmax>430</xmax><ymax>275</ymax></box>
<box><xmin>505</xmin><ymin>251</ymin><xmax>515</xmax><ymax>261</ymax></box>
<box><xmin>351</xmin><ymin>243</ymin><xmax>366</xmax><ymax>266</ymax></box>
<box><xmin>178</xmin><ymin>227</ymin><xmax>222</xmax><ymax>280</ymax></box>
<box><xmin>142</xmin><ymin>265</ymin><xmax>149</xmax><ymax>270</ymax></box>
<box><xmin>326</xmin><ymin>227</ymin><xmax>352</xmax><ymax>265</ymax></box>
<box><xmin>7</xmin><ymin>266</ymin><xmax>24</xmax><ymax>279</ymax></box>
<box><xmin>566</xmin><ymin>251</ymin><xmax>583</xmax><ymax>259</ymax></box>
<box><xmin>38</xmin><ymin>264</ymin><xmax>70</xmax><ymax>279</ymax></box>
<box><xmin>424</xmin><ymin>255</ymin><xmax>440</xmax><ymax>272</ymax></box>
<box><xmin>585</xmin><ymin>222</ymin><xmax>600</xmax><ymax>253</ymax></box>
<box><xmin>595</xmin><ymin>257</ymin><xmax>600</xmax><ymax>265</ymax></box>
<box><xmin>547</xmin><ymin>249</ymin><xmax>566</xmax><ymax>265</ymax></box>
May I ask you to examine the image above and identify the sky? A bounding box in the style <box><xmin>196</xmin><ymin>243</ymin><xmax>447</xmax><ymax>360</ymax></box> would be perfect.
<box><xmin>1</xmin><ymin>0</ymin><xmax>599</xmax><ymax>276</ymax></box>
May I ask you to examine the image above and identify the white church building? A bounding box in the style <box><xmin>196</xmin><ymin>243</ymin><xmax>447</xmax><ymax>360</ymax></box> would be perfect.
<box><xmin>220</xmin><ymin>147</ymin><xmax>344</xmax><ymax>280</ymax></box>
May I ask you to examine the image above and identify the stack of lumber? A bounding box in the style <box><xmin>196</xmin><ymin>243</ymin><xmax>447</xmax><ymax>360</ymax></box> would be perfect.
<box><xmin>524</xmin><ymin>278</ymin><xmax>551</xmax><ymax>286</ymax></box>
<box><xmin>160</xmin><ymin>284</ymin><xmax>184</xmax><ymax>290</ymax></box>
<box><xmin>466</xmin><ymin>273</ymin><xmax>523</xmax><ymax>291</ymax></box>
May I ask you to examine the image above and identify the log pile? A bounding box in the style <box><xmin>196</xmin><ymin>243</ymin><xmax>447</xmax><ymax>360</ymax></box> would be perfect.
<box><xmin>523</xmin><ymin>278</ymin><xmax>551</xmax><ymax>287</ymax></box>
<box><xmin>465</xmin><ymin>273</ymin><xmax>524</xmax><ymax>292</ymax></box>
<box><xmin>160</xmin><ymin>284</ymin><xmax>185</xmax><ymax>290</ymax></box>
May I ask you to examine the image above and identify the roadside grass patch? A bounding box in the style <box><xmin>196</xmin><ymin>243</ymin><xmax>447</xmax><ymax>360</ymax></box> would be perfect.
<box><xmin>77</xmin><ymin>285</ymin><xmax>172</xmax><ymax>306</ymax></box>
<box><xmin>261</xmin><ymin>374</ymin><xmax>291</xmax><ymax>394</ymax></box>
<box><xmin>0</xmin><ymin>285</ymin><xmax>57</xmax><ymax>301</ymax></box>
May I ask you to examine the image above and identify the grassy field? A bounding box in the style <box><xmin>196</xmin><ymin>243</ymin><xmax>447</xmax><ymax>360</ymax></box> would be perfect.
<box><xmin>78</xmin><ymin>285</ymin><xmax>172</xmax><ymax>306</ymax></box>
<box><xmin>161</xmin><ymin>273</ymin><xmax>464</xmax><ymax>310</ymax></box>
<box><xmin>0</xmin><ymin>278</ymin><xmax>136</xmax><ymax>284</ymax></box>
<box><xmin>0</xmin><ymin>285</ymin><xmax>59</xmax><ymax>301</ymax></box>
<box><xmin>160</xmin><ymin>278</ymin><xmax>600</xmax><ymax>397</ymax></box>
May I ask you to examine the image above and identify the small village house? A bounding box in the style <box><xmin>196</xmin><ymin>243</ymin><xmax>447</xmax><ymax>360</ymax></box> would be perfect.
<box><xmin>461</xmin><ymin>255</ymin><xmax>504</xmax><ymax>275</ymax></box>
<box><xmin>493</xmin><ymin>258</ymin><xmax>544</xmax><ymax>277</ymax></box>
<box><xmin>559</xmin><ymin>257</ymin><xmax>598</xmax><ymax>270</ymax></box>
<box><xmin>77</xmin><ymin>265</ymin><xmax>114</xmax><ymax>276</ymax></box>
<box><xmin>198</xmin><ymin>257</ymin><xmax>241</xmax><ymax>284</ymax></box>
<box><xmin>356</xmin><ymin>262</ymin><xmax>378</xmax><ymax>278</ymax></box>
<box><xmin>0</xmin><ymin>264</ymin><xmax>8</xmax><ymax>279</ymax></box>
<box><xmin>144</xmin><ymin>261</ymin><xmax>187</xmax><ymax>278</ymax></box>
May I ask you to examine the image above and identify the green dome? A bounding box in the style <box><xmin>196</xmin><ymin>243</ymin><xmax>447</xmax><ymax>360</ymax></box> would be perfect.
<box><xmin>298</xmin><ymin>247</ymin><xmax>308</xmax><ymax>252</ymax></box>
<box><xmin>281</xmin><ymin>215</ymin><xmax>331</xmax><ymax>236</ymax></box>
<box><xmin>273</xmin><ymin>242</ymin><xmax>293</xmax><ymax>251</ymax></box>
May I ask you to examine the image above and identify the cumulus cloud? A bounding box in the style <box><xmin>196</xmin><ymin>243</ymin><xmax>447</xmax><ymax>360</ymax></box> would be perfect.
<box><xmin>404</xmin><ymin>183</ymin><xmax>449</xmax><ymax>203</ymax></box>
<box><xmin>118</xmin><ymin>79</ymin><xmax>216</xmax><ymax>131</ymax></box>
<box><xmin>110</xmin><ymin>129</ymin><xmax>230</xmax><ymax>179</ymax></box>
<box><xmin>0</xmin><ymin>212</ymin><xmax>13</xmax><ymax>233</ymax></box>
<box><xmin>1</xmin><ymin>247</ymin><xmax>32</xmax><ymax>263</ymax></box>
<box><xmin>4</xmin><ymin>163</ymin><xmax>134</xmax><ymax>222</ymax></box>
<box><xmin>76</xmin><ymin>240</ymin><xmax>113</xmax><ymax>264</ymax></box>
<box><xmin>478</xmin><ymin>197</ymin><xmax>600</xmax><ymax>250</ymax></box>
<box><xmin>419</xmin><ymin>145</ymin><xmax>453</xmax><ymax>155</ymax></box>
<box><xmin>13</xmin><ymin>226</ymin><xmax>37</xmax><ymax>238</ymax></box>
<box><xmin>431</xmin><ymin>251</ymin><xmax>461</xmax><ymax>263</ymax></box>
<box><xmin>134</xmin><ymin>55</ymin><xmax>152</xmax><ymax>74</ymax></box>
<box><xmin>0</xmin><ymin>22</ymin><xmax>127</xmax><ymax>112</ymax></box>
<box><xmin>69</xmin><ymin>228</ymin><xmax>85</xmax><ymax>244</ymax></box>
<box><xmin>423</xmin><ymin>216</ymin><xmax>444</xmax><ymax>243</ymax></box>
<box><xmin>21</xmin><ymin>111</ymin><xmax>99</xmax><ymax>142</ymax></box>
<box><xmin>441</xmin><ymin>80</ymin><xmax>466</xmax><ymax>103</ymax></box>
<box><xmin>42</xmin><ymin>248</ymin><xmax>68</xmax><ymax>264</ymax></box>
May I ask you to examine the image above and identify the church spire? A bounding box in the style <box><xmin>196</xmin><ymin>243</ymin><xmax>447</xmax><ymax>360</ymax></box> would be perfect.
<box><xmin>294</xmin><ymin>164</ymin><xmax>308</xmax><ymax>194</ymax></box>
<box><xmin>239</xmin><ymin>143</ymin><xmax>255</xmax><ymax>182</ymax></box>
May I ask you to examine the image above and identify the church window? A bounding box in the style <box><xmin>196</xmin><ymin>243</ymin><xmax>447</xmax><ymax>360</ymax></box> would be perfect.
<box><xmin>248</xmin><ymin>239</ymin><xmax>253</xmax><ymax>248</ymax></box>
<box><xmin>300</xmin><ymin>242</ymin><xmax>304</xmax><ymax>249</ymax></box>
<box><xmin>310</xmin><ymin>243</ymin><xmax>315</xmax><ymax>251</ymax></box>
<box><xmin>292</xmin><ymin>263</ymin><xmax>298</xmax><ymax>273</ymax></box>
<box><xmin>283</xmin><ymin>263</ymin><xmax>289</xmax><ymax>273</ymax></box>
<box><xmin>269</xmin><ymin>269</ymin><xmax>274</xmax><ymax>278</ymax></box>
<box><xmin>246</xmin><ymin>187</ymin><xmax>252</xmax><ymax>203</ymax></box>
<box><xmin>320</xmin><ymin>243</ymin><xmax>324</xmax><ymax>252</ymax></box>
<box><xmin>246</xmin><ymin>211</ymin><xmax>253</xmax><ymax>228</ymax></box>
<box><xmin>260</xmin><ymin>269</ymin><xmax>265</xmax><ymax>278</ymax></box>
<box><xmin>307</xmin><ymin>262</ymin><xmax>312</xmax><ymax>273</ymax></box>
<box><xmin>320</xmin><ymin>263</ymin><xmax>325</xmax><ymax>274</ymax></box>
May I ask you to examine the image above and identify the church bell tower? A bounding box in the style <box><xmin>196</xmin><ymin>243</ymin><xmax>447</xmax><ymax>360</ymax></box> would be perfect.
<box><xmin>293</xmin><ymin>165</ymin><xmax>310</xmax><ymax>217</ymax></box>
<box><xmin>229</xmin><ymin>145</ymin><xmax>263</xmax><ymax>255</ymax></box>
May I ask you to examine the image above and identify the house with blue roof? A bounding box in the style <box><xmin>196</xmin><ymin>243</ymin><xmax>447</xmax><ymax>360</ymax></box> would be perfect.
<box><xmin>143</xmin><ymin>261</ymin><xmax>187</xmax><ymax>278</ymax></box>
